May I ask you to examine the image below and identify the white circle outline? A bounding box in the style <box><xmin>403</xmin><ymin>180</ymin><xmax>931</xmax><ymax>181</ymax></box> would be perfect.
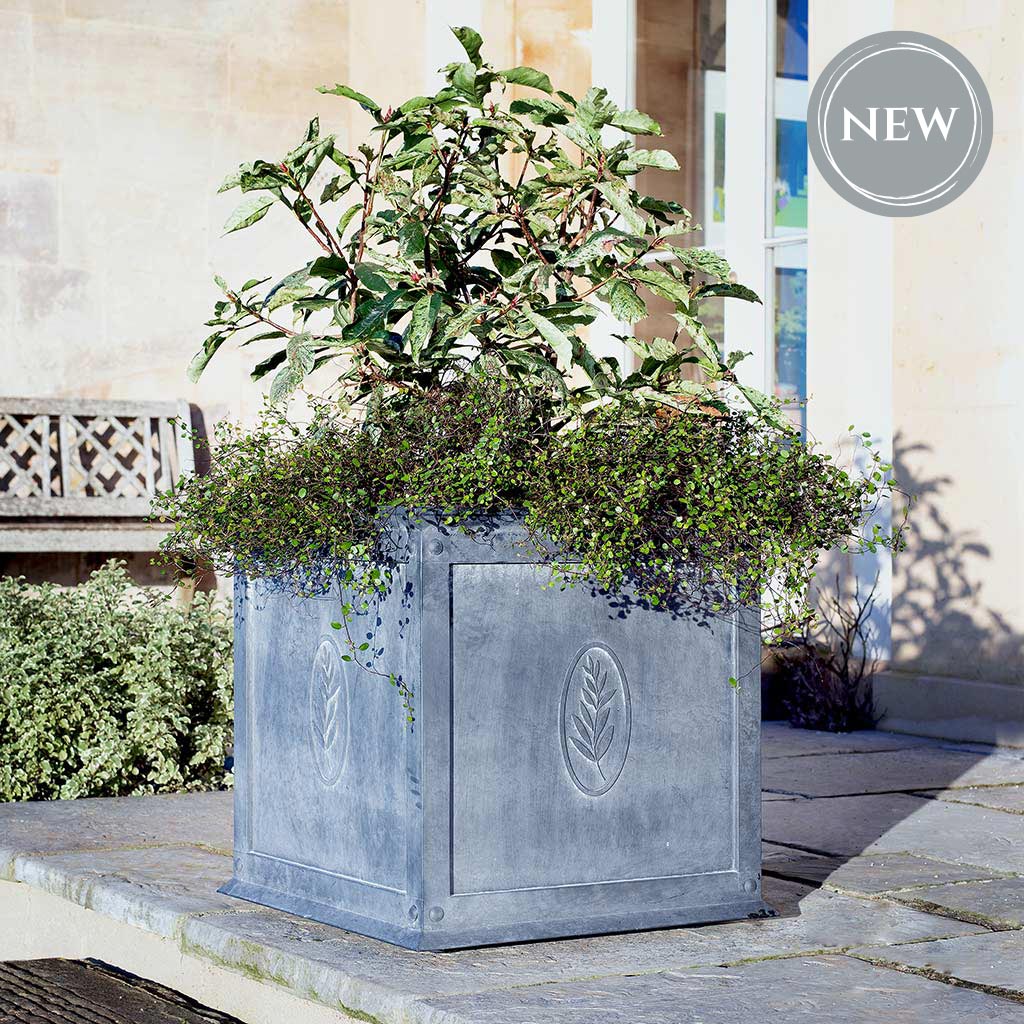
<box><xmin>813</xmin><ymin>38</ymin><xmax>986</xmax><ymax>209</ymax></box>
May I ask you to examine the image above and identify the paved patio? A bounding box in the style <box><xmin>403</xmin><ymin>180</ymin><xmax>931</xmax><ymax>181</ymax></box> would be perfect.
<box><xmin>3</xmin><ymin>723</ymin><xmax>1024</xmax><ymax>1022</ymax></box>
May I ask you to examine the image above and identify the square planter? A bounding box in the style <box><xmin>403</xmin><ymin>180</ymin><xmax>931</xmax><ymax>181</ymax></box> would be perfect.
<box><xmin>221</xmin><ymin>514</ymin><xmax>767</xmax><ymax>949</ymax></box>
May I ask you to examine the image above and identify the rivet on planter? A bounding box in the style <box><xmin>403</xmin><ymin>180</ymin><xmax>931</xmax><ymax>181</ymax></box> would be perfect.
<box><xmin>426</xmin><ymin>539</ymin><xmax>444</xmax><ymax>555</ymax></box>
<box><xmin>408</xmin><ymin>904</ymin><xmax>419</xmax><ymax>921</ymax></box>
<box><xmin>427</xmin><ymin>906</ymin><xmax>445</xmax><ymax>922</ymax></box>
<box><xmin>742</xmin><ymin>878</ymin><xmax>757</xmax><ymax>894</ymax></box>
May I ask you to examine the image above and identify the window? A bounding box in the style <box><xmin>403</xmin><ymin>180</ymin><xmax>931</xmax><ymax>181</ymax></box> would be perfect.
<box><xmin>634</xmin><ymin>0</ymin><xmax>727</xmax><ymax>351</ymax></box>
<box><xmin>593</xmin><ymin>0</ymin><xmax>810</xmax><ymax>429</ymax></box>
<box><xmin>770</xmin><ymin>0</ymin><xmax>809</xmax><ymax>432</ymax></box>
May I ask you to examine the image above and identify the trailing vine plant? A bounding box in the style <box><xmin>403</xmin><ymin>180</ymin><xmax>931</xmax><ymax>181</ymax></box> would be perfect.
<box><xmin>157</xmin><ymin>28</ymin><xmax>902</xmax><ymax>717</ymax></box>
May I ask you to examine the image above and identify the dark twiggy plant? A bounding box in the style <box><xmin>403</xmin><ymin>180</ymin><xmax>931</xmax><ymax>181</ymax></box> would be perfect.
<box><xmin>783</xmin><ymin>573</ymin><xmax>883</xmax><ymax>732</ymax></box>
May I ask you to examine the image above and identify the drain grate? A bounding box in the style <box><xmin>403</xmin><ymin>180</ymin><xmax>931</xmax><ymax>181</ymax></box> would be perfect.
<box><xmin>0</xmin><ymin>959</ymin><xmax>245</xmax><ymax>1024</ymax></box>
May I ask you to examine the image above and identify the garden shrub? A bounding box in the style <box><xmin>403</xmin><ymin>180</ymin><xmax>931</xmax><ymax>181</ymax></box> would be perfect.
<box><xmin>0</xmin><ymin>561</ymin><xmax>232</xmax><ymax>802</ymax></box>
<box><xmin>157</xmin><ymin>28</ymin><xmax>903</xmax><ymax>712</ymax></box>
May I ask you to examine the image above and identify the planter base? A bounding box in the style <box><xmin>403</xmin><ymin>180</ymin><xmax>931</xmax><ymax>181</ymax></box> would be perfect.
<box><xmin>219</xmin><ymin>878</ymin><xmax>773</xmax><ymax>950</ymax></box>
<box><xmin>225</xmin><ymin>515</ymin><xmax>764</xmax><ymax>951</ymax></box>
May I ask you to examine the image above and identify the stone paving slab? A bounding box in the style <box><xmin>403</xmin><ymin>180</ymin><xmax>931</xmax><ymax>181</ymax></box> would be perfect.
<box><xmin>891</xmin><ymin>878</ymin><xmax>1024</xmax><ymax>929</ymax></box>
<box><xmin>2</xmin><ymin>727</ymin><xmax>1022</xmax><ymax>1024</ymax></box>
<box><xmin>763</xmin><ymin>792</ymin><xmax>1024</xmax><ymax>874</ymax></box>
<box><xmin>853</xmin><ymin>931</ymin><xmax>1024</xmax><ymax>1001</ymax></box>
<box><xmin>11</xmin><ymin>846</ymin><xmax>241</xmax><ymax>938</ymax></box>
<box><xmin>764</xmin><ymin>748</ymin><xmax>1024</xmax><ymax>797</ymax></box>
<box><xmin>922</xmin><ymin>786</ymin><xmax>1024</xmax><ymax>814</ymax></box>
<box><xmin>762</xmin><ymin>845</ymin><xmax>1006</xmax><ymax>894</ymax></box>
<box><xmin>0</xmin><ymin>792</ymin><xmax>232</xmax><ymax>872</ymax></box>
<box><xmin>760</xmin><ymin>722</ymin><xmax>942</xmax><ymax>758</ymax></box>
<box><xmin>414</xmin><ymin>955</ymin><xmax>1024</xmax><ymax>1024</ymax></box>
<box><xmin>175</xmin><ymin>877</ymin><xmax>981</xmax><ymax>1023</ymax></box>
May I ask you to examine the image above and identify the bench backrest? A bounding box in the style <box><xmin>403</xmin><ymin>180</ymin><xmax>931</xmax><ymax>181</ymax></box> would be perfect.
<box><xmin>0</xmin><ymin>398</ymin><xmax>194</xmax><ymax>519</ymax></box>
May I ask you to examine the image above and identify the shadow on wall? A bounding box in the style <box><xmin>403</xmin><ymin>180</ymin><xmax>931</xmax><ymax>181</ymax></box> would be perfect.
<box><xmin>891</xmin><ymin>436</ymin><xmax>1024</xmax><ymax>686</ymax></box>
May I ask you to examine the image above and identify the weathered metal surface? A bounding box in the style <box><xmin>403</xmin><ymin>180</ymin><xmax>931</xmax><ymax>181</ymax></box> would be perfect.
<box><xmin>222</xmin><ymin>513</ymin><xmax>765</xmax><ymax>949</ymax></box>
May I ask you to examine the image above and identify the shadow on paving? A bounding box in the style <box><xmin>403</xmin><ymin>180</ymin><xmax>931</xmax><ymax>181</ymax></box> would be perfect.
<box><xmin>760</xmin><ymin>439</ymin><xmax>1024</xmax><ymax>914</ymax></box>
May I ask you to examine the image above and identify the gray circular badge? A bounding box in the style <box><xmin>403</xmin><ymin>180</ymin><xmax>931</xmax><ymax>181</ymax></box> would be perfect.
<box><xmin>808</xmin><ymin>31</ymin><xmax>992</xmax><ymax>217</ymax></box>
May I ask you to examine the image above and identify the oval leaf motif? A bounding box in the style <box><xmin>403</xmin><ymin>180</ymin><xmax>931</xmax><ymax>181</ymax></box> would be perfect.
<box><xmin>560</xmin><ymin>643</ymin><xmax>631</xmax><ymax>796</ymax></box>
<box><xmin>308</xmin><ymin>637</ymin><xmax>350</xmax><ymax>786</ymax></box>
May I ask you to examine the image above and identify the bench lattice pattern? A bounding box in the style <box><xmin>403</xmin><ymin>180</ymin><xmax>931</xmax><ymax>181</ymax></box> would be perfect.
<box><xmin>0</xmin><ymin>399</ymin><xmax>194</xmax><ymax>518</ymax></box>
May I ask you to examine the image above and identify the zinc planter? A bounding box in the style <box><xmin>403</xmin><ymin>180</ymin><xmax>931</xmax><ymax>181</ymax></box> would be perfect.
<box><xmin>221</xmin><ymin>514</ymin><xmax>767</xmax><ymax>949</ymax></box>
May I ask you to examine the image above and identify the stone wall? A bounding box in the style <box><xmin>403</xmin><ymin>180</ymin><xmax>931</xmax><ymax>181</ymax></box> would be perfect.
<box><xmin>809</xmin><ymin>0</ymin><xmax>1024</xmax><ymax>725</ymax></box>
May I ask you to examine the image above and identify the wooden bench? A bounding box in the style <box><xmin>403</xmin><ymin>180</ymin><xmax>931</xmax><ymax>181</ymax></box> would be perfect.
<box><xmin>0</xmin><ymin>398</ymin><xmax>195</xmax><ymax>553</ymax></box>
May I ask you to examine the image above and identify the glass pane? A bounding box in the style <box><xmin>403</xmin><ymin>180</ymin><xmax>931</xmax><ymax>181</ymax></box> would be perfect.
<box><xmin>634</xmin><ymin>0</ymin><xmax>726</xmax><ymax>351</ymax></box>
<box><xmin>636</xmin><ymin>0</ymin><xmax>725</xmax><ymax>247</ymax></box>
<box><xmin>773</xmin><ymin>243</ymin><xmax>807</xmax><ymax>433</ymax></box>
<box><xmin>773</xmin><ymin>0</ymin><xmax>808</xmax><ymax>235</ymax></box>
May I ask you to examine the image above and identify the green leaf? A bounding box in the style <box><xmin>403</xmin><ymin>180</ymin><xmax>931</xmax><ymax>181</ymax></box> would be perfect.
<box><xmin>336</xmin><ymin>204</ymin><xmax>361</xmax><ymax>237</ymax></box>
<box><xmin>217</xmin><ymin>168</ymin><xmax>242</xmax><ymax>193</ymax></box>
<box><xmin>524</xmin><ymin>308</ymin><xmax>573</xmax><ymax>370</ymax></box>
<box><xmin>610</xmin><ymin>109</ymin><xmax>662</xmax><ymax>135</ymax></box>
<box><xmin>631</xmin><ymin>148</ymin><xmax>679</xmax><ymax>170</ymax></box>
<box><xmin>307</xmin><ymin>255</ymin><xmax>349</xmax><ymax>280</ymax></box>
<box><xmin>694</xmin><ymin>282</ymin><xmax>762</xmax><ymax>304</ymax></box>
<box><xmin>509</xmin><ymin>98</ymin><xmax>569</xmax><ymax>126</ymax></box>
<box><xmin>501</xmin><ymin>66</ymin><xmax>553</xmax><ymax>93</ymax></box>
<box><xmin>286</xmin><ymin>332</ymin><xmax>316</xmax><ymax>377</ymax></box>
<box><xmin>559</xmin><ymin>121</ymin><xmax>600</xmax><ymax>156</ymax></box>
<box><xmin>320</xmin><ymin>173</ymin><xmax>355</xmax><ymax>204</ymax></box>
<box><xmin>250</xmin><ymin>349</ymin><xmax>286</xmax><ymax>381</ymax></box>
<box><xmin>398</xmin><ymin>220</ymin><xmax>425</xmax><ymax>258</ymax></box>
<box><xmin>399</xmin><ymin>95</ymin><xmax>434</xmax><ymax>114</ymax></box>
<box><xmin>561</xmin><ymin>228</ymin><xmax>646</xmax><ymax>267</ymax></box>
<box><xmin>596</xmin><ymin>180</ymin><xmax>647</xmax><ymax>234</ymax></box>
<box><xmin>736</xmin><ymin>382</ymin><xmax>790</xmax><ymax>428</ymax></box>
<box><xmin>223</xmin><ymin>195</ymin><xmax>274</xmax><ymax>234</ymax></box>
<box><xmin>265</xmin><ymin>283</ymin><xmax>313</xmax><ymax>313</ymax></box>
<box><xmin>187</xmin><ymin>331</ymin><xmax>226</xmax><ymax>382</ymax></box>
<box><xmin>451</xmin><ymin>25</ymin><xmax>484</xmax><ymax>67</ymax></box>
<box><xmin>575</xmin><ymin>86</ymin><xmax>618</xmax><ymax>130</ymax></box>
<box><xmin>353</xmin><ymin>263</ymin><xmax>390</xmax><ymax>294</ymax></box>
<box><xmin>269</xmin><ymin>364</ymin><xmax>301</xmax><ymax>403</ymax></box>
<box><xmin>670</xmin><ymin>247</ymin><xmax>732</xmax><ymax>282</ymax></box>
<box><xmin>503</xmin><ymin>348</ymin><xmax>567</xmax><ymax>390</ymax></box>
<box><xmin>344</xmin><ymin>289</ymin><xmax>403</xmax><ymax>339</ymax></box>
<box><xmin>439</xmin><ymin>303</ymin><xmax>487</xmax><ymax>341</ymax></box>
<box><xmin>673</xmin><ymin>311</ymin><xmax>722</xmax><ymax>367</ymax></box>
<box><xmin>632</xmin><ymin>266</ymin><xmax>691</xmax><ymax>304</ymax></box>
<box><xmin>317</xmin><ymin>83</ymin><xmax>381</xmax><ymax>114</ymax></box>
<box><xmin>405</xmin><ymin>293</ymin><xmax>442</xmax><ymax>361</ymax></box>
<box><xmin>490</xmin><ymin>248</ymin><xmax>522</xmax><ymax>277</ymax></box>
<box><xmin>600</xmin><ymin>280</ymin><xmax>647</xmax><ymax>324</ymax></box>
<box><xmin>412</xmin><ymin>153</ymin><xmax>440</xmax><ymax>191</ymax></box>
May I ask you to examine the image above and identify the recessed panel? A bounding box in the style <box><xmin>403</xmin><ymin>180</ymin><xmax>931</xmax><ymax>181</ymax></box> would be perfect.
<box><xmin>245</xmin><ymin>580</ymin><xmax>408</xmax><ymax>892</ymax></box>
<box><xmin>450</xmin><ymin>563</ymin><xmax>737</xmax><ymax>895</ymax></box>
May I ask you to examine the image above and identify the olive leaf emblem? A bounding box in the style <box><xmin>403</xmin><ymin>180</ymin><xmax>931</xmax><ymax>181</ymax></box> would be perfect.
<box><xmin>569</xmin><ymin>656</ymin><xmax>617</xmax><ymax>781</ymax></box>
<box><xmin>561</xmin><ymin>644</ymin><xmax>631</xmax><ymax>797</ymax></box>
<box><xmin>309</xmin><ymin>639</ymin><xmax>348</xmax><ymax>785</ymax></box>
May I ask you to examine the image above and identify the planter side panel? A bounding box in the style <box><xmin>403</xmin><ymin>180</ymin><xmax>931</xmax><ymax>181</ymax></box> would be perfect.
<box><xmin>416</xmin><ymin>524</ymin><xmax>763</xmax><ymax>947</ymax></box>
<box><xmin>227</xmin><ymin>573</ymin><xmax>415</xmax><ymax>930</ymax></box>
